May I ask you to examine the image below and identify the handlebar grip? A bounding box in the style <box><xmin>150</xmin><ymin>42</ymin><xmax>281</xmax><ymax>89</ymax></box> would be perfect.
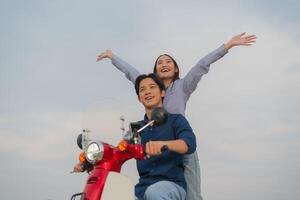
<box><xmin>82</xmin><ymin>161</ymin><xmax>93</xmax><ymax>173</ymax></box>
<box><xmin>161</xmin><ymin>145</ymin><xmax>169</xmax><ymax>152</ymax></box>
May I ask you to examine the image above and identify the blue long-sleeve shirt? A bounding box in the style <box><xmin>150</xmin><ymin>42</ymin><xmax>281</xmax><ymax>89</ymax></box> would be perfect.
<box><xmin>135</xmin><ymin>113</ymin><xmax>196</xmax><ymax>198</ymax></box>
<box><xmin>111</xmin><ymin>45</ymin><xmax>228</xmax><ymax>116</ymax></box>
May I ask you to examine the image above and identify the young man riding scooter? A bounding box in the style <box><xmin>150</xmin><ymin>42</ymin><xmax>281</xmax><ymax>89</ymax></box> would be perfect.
<box><xmin>134</xmin><ymin>73</ymin><xmax>196</xmax><ymax>200</ymax></box>
<box><xmin>72</xmin><ymin>73</ymin><xmax>197</xmax><ymax>200</ymax></box>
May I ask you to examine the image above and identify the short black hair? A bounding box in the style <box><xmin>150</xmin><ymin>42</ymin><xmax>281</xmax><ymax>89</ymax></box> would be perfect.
<box><xmin>135</xmin><ymin>73</ymin><xmax>165</xmax><ymax>96</ymax></box>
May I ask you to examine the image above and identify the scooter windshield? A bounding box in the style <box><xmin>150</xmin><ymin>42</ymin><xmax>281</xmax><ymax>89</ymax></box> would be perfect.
<box><xmin>80</xmin><ymin>98</ymin><xmax>143</xmax><ymax>146</ymax></box>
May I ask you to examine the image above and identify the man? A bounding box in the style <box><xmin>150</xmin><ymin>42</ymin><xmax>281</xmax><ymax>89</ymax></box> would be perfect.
<box><xmin>134</xmin><ymin>73</ymin><xmax>196</xmax><ymax>200</ymax></box>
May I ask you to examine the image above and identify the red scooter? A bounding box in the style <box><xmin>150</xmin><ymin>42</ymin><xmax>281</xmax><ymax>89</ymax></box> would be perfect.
<box><xmin>70</xmin><ymin>107</ymin><xmax>167</xmax><ymax>200</ymax></box>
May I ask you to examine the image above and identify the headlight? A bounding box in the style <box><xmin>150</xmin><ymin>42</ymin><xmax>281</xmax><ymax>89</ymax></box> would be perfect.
<box><xmin>85</xmin><ymin>141</ymin><xmax>104</xmax><ymax>164</ymax></box>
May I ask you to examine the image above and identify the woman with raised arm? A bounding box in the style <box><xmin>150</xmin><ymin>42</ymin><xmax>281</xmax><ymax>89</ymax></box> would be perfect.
<box><xmin>96</xmin><ymin>32</ymin><xmax>256</xmax><ymax>200</ymax></box>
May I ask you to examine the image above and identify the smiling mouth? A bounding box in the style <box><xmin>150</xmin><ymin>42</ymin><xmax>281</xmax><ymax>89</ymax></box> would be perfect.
<box><xmin>145</xmin><ymin>96</ymin><xmax>154</xmax><ymax>101</ymax></box>
<box><xmin>161</xmin><ymin>68</ymin><xmax>170</xmax><ymax>73</ymax></box>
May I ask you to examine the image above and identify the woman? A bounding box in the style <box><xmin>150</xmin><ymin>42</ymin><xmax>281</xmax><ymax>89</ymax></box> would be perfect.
<box><xmin>96</xmin><ymin>32</ymin><xmax>256</xmax><ymax>200</ymax></box>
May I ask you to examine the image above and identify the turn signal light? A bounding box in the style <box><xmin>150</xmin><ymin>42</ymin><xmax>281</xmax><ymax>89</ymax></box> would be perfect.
<box><xmin>79</xmin><ymin>152</ymin><xmax>86</xmax><ymax>163</ymax></box>
<box><xmin>117</xmin><ymin>140</ymin><xmax>128</xmax><ymax>151</ymax></box>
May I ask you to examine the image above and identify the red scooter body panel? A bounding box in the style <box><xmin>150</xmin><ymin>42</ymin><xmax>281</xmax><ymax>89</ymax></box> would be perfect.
<box><xmin>80</xmin><ymin>142</ymin><xmax>144</xmax><ymax>200</ymax></box>
<box><xmin>83</xmin><ymin>168</ymin><xmax>109</xmax><ymax>200</ymax></box>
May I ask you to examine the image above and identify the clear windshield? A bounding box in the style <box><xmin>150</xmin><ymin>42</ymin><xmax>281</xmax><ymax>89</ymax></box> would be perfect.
<box><xmin>80</xmin><ymin>97</ymin><xmax>143</xmax><ymax>148</ymax></box>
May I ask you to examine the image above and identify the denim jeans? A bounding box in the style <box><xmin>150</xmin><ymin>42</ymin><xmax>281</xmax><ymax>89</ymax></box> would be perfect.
<box><xmin>183</xmin><ymin>151</ymin><xmax>202</xmax><ymax>200</ymax></box>
<box><xmin>138</xmin><ymin>181</ymin><xmax>186</xmax><ymax>200</ymax></box>
<box><xmin>136</xmin><ymin>152</ymin><xmax>202</xmax><ymax>200</ymax></box>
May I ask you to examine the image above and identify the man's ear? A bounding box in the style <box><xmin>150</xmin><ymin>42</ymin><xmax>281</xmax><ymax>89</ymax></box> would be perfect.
<box><xmin>138</xmin><ymin>95</ymin><xmax>141</xmax><ymax>102</ymax></box>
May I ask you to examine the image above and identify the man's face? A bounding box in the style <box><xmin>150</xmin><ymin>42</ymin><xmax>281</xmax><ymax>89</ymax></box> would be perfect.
<box><xmin>155</xmin><ymin>55</ymin><xmax>177</xmax><ymax>80</ymax></box>
<box><xmin>138</xmin><ymin>77</ymin><xmax>165</xmax><ymax>109</ymax></box>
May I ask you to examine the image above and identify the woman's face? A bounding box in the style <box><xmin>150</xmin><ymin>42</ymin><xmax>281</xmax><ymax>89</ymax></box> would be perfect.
<box><xmin>155</xmin><ymin>55</ymin><xmax>178</xmax><ymax>80</ymax></box>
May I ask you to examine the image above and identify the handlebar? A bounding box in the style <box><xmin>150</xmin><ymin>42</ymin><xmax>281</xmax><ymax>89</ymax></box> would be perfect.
<box><xmin>161</xmin><ymin>145</ymin><xmax>169</xmax><ymax>152</ymax></box>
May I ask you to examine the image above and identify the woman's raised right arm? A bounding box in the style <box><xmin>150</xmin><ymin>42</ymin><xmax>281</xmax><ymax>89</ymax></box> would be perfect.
<box><xmin>96</xmin><ymin>50</ymin><xmax>141</xmax><ymax>84</ymax></box>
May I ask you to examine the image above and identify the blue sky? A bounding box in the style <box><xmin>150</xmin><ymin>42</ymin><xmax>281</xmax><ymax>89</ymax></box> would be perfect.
<box><xmin>0</xmin><ymin>0</ymin><xmax>299</xmax><ymax>199</ymax></box>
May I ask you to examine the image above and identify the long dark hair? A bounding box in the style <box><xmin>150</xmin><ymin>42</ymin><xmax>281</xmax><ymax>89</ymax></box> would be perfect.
<box><xmin>153</xmin><ymin>54</ymin><xmax>180</xmax><ymax>82</ymax></box>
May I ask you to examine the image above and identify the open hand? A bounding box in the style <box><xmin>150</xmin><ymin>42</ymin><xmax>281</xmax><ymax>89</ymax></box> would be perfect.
<box><xmin>225</xmin><ymin>32</ymin><xmax>257</xmax><ymax>50</ymax></box>
<box><xmin>96</xmin><ymin>50</ymin><xmax>113</xmax><ymax>62</ymax></box>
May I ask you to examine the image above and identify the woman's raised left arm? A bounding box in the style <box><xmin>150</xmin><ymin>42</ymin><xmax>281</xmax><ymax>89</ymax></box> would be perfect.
<box><xmin>182</xmin><ymin>32</ymin><xmax>256</xmax><ymax>95</ymax></box>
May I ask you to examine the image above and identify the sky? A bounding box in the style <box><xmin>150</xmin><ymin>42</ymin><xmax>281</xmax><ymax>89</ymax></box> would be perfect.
<box><xmin>0</xmin><ymin>0</ymin><xmax>299</xmax><ymax>199</ymax></box>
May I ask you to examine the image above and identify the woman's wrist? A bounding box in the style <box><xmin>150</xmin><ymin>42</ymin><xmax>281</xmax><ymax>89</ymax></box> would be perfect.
<box><xmin>224</xmin><ymin>41</ymin><xmax>234</xmax><ymax>51</ymax></box>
